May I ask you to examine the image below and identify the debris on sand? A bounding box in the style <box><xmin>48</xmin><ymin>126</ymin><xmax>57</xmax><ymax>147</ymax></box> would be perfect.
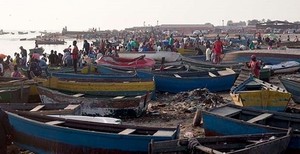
<box><xmin>150</xmin><ymin>88</ymin><xmax>229</xmax><ymax>115</ymax></box>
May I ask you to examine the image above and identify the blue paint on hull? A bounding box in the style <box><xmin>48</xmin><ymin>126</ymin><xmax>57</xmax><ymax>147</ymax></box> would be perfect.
<box><xmin>202</xmin><ymin>111</ymin><xmax>300</xmax><ymax>150</ymax></box>
<box><xmin>8</xmin><ymin>113</ymin><xmax>177</xmax><ymax>153</ymax></box>
<box><xmin>137</xmin><ymin>71</ymin><xmax>236</xmax><ymax>93</ymax></box>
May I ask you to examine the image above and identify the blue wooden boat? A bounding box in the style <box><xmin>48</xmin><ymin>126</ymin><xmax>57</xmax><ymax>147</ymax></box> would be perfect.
<box><xmin>149</xmin><ymin>133</ymin><xmax>290</xmax><ymax>154</ymax></box>
<box><xmin>202</xmin><ymin>104</ymin><xmax>300</xmax><ymax>151</ymax></box>
<box><xmin>1</xmin><ymin>109</ymin><xmax>179</xmax><ymax>154</ymax></box>
<box><xmin>279</xmin><ymin>75</ymin><xmax>300</xmax><ymax>104</ymax></box>
<box><xmin>136</xmin><ymin>69</ymin><xmax>237</xmax><ymax>93</ymax></box>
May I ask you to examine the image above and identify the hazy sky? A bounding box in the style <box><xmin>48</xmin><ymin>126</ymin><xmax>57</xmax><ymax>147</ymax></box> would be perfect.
<box><xmin>1</xmin><ymin>0</ymin><xmax>299</xmax><ymax>31</ymax></box>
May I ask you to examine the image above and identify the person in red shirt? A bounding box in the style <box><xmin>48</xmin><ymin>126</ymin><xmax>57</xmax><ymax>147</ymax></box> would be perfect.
<box><xmin>72</xmin><ymin>40</ymin><xmax>79</xmax><ymax>73</ymax></box>
<box><xmin>213</xmin><ymin>37</ymin><xmax>223</xmax><ymax>64</ymax></box>
<box><xmin>247</xmin><ymin>54</ymin><xmax>261</xmax><ymax>78</ymax></box>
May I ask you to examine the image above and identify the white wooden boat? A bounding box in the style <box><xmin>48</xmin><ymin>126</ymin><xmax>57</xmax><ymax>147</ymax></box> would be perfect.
<box><xmin>118</xmin><ymin>51</ymin><xmax>182</xmax><ymax>62</ymax></box>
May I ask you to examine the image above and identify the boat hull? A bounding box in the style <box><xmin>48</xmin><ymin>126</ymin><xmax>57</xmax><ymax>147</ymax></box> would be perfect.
<box><xmin>0</xmin><ymin>86</ymin><xmax>30</xmax><ymax>103</ymax></box>
<box><xmin>118</xmin><ymin>51</ymin><xmax>181</xmax><ymax>62</ymax></box>
<box><xmin>5</xmin><ymin>110</ymin><xmax>179</xmax><ymax>154</ymax></box>
<box><xmin>37</xmin><ymin>86</ymin><xmax>151</xmax><ymax>117</ymax></box>
<box><xmin>280</xmin><ymin>77</ymin><xmax>300</xmax><ymax>104</ymax></box>
<box><xmin>137</xmin><ymin>69</ymin><xmax>237</xmax><ymax>93</ymax></box>
<box><xmin>202</xmin><ymin>105</ymin><xmax>300</xmax><ymax>150</ymax></box>
<box><xmin>40</xmin><ymin>77</ymin><xmax>155</xmax><ymax>97</ymax></box>
<box><xmin>230</xmin><ymin>89</ymin><xmax>291</xmax><ymax>112</ymax></box>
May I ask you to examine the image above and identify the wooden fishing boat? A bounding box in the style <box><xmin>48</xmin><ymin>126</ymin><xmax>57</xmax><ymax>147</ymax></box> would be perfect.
<box><xmin>0</xmin><ymin>86</ymin><xmax>30</xmax><ymax>103</ymax></box>
<box><xmin>1</xmin><ymin>109</ymin><xmax>179</xmax><ymax>153</ymax></box>
<box><xmin>29</xmin><ymin>47</ymin><xmax>44</xmax><ymax>55</ymax></box>
<box><xmin>0</xmin><ymin>103</ymin><xmax>81</xmax><ymax>115</ymax></box>
<box><xmin>230</xmin><ymin>75</ymin><xmax>291</xmax><ymax>111</ymax></box>
<box><xmin>279</xmin><ymin>75</ymin><xmax>300</xmax><ymax>104</ymax></box>
<box><xmin>35</xmin><ymin>39</ymin><xmax>65</xmax><ymax>45</ymax></box>
<box><xmin>0</xmin><ymin>78</ymin><xmax>40</xmax><ymax>103</ymax></box>
<box><xmin>263</xmin><ymin>61</ymin><xmax>300</xmax><ymax>74</ymax></box>
<box><xmin>118</xmin><ymin>51</ymin><xmax>182</xmax><ymax>62</ymax></box>
<box><xmin>37</xmin><ymin>86</ymin><xmax>152</xmax><ymax>117</ymax></box>
<box><xmin>177</xmin><ymin>46</ymin><xmax>206</xmax><ymax>55</ymax></box>
<box><xmin>36</xmin><ymin>76</ymin><xmax>155</xmax><ymax>97</ymax></box>
<box><xmin>97</xmin><ymin>64</ymin><xmax>200</xmax><ymax>75</ymax></box>
<box><xmin>202</xmin><ymin>104</ymin><xmax>300</xmax><ymax>151</ymax></box>
<box><xmin>149</xmin><ymin>133</ymin><xmax>290</xmax><ymax>154</ymax></box>
<box><xmin>222</xmin><ymin>49</ymin><xmax>300</xmax><ymax>64</ymax></box>
<box><xmin>181</xmin><ymin>56</ymin><xmax>243</xmax><ymax>69</ymax></box>
<box><xmin>137</xmin><ymin>68</ymin><xmax>237</xmax><ymax>93</ymax></box>
<box><xmin>96</xmin><ymin>55</ymin><xmax>156</xmax><ymax>69</ymax></box>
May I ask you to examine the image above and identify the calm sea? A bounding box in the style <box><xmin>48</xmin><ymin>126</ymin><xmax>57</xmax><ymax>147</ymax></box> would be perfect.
<box><xmin>0</xmin><ymin>31</ymin><xmax>86</xmax><ymax>57</ymax></box>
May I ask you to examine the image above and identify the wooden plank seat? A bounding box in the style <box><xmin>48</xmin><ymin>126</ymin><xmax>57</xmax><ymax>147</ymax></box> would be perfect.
<box><xmin>64</xmin><ymin>104</ymin><xmax>80</xmax><ymax>110</ymax></box>
<box><xmin>118</xmin><ymin>128</ymin><xmax>136</xmax><ymax>135</ymax></box>
<box><xmin>72</xmin><ymin>93</ymin><xmax>84</xmax><ymax>97</ymax></box>
<box><xmin>174</xmin><ymin>74</ymin><xmax>182</xmax><ymax>78</ymax></box>
<box><xmin>114</xmin><ymin>96</ymin><xmax>125</xmax><ymax>99</ymax></box>
<box><xmin>247</xmin><ymin>113</ymin><xmax>273</xmax><ymax>123</ymax></box>
<box><xmin>45</xmin><ymin>120</ymin><xmax>65</xmax><ymax>125</ymax></box>
<box><xmin>30</xmin><ymin>105</ymin><xmax>45</xmax><ymax>112</ymax></box>
<box><xmin>153</xmin><ymin>130</ymin><xmax>174</xmax><ymax>137</ymax></box>
<box><xmin>208</xmin><ymin>72</ymin><xmax>217</xmax><ymax>77</ymax></box>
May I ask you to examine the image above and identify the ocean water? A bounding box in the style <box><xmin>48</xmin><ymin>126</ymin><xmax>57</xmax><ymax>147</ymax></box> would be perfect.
<box><xmin>0</xmin><ymin>31</ymin><xmax>86</xmax><ymax>57</ymax></box>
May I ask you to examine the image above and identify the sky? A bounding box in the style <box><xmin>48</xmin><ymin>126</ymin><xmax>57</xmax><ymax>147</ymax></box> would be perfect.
<box><xmin>0</xmin><ymin>0</ymin><xmax>299</xmax><ymax>31</ymax></box>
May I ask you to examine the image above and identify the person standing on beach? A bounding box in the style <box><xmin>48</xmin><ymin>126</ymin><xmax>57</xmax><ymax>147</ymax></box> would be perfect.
<box><xmin>72</xmin><ymin>40</ymin><xmax>79</xmax><ymax>73</ymax></box>
<box><xmin>213</xmin><ymin>37</ymin><xmax>223</xmax><ymax>64</ymax></box>
<box><xmin>83</xmin><ymin>40</ymin><xmax>90</xmax><ymax>54</ymax></box>
<box><xmin>19</xmin><ymin>46</ymin><xmax>27</xmax><ymax>67</ymax></box>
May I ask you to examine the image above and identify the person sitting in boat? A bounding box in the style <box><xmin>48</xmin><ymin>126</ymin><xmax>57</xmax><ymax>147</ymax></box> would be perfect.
<box><xmin>247</xmin><ymin>54</ymin><xmax>261</xmax><ymax>78</ymax></box>
<box><xmin>11</xmin><ymin>65</ymin><xmax>24</xmax><ymax>78</ymax></box>
<box><xmin>294</xmin><ymin>36</ymin><xmax>299</xmax><ymax>42</ymax></box>
<box><xmin>28</xmin><ymin>58</ymin><xmax>42</xmax><ymax>78</ymax></box>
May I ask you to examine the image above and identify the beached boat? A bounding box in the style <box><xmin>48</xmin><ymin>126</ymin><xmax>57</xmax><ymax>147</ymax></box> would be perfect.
<box><xmin>0</xmin><ymin>103</ymin><xmax>81</xmax><ymax>115</ymax></box>
<box><xmin>1</xmin><ymin>109</ymin><xmax>179</xmax><ymax>153</ymax></box>
<box><xmin>37</xmin><ymin>76</ymin><xmax>155</xmax><ymax>97</ymax></box>
<box><xmin>35</xmin><ymin>39</ymin><xmax>65</xmax><ymax>45</ymax></box>
<box><xmin>263</xmin><ymin>61</ymin><xmax>300</xmax><ymax>74</ymax></box>
<box><xmin>222</xmin><ymin>49</ymin><xmax>300</xmax><ymax>64</ymax></box>
<box><xmin>279</xmin><ymin>75</ymin><xmax>300</xmax><ymax>104</ymax></box>
<box><xmin>149</xmin><ymin>133</ymin><xmax>290</xmax><ymax>154</ymax></box>
<box><xmin>137</xmin><ymin>68</ymin><xmax>237</xmax><ymax>93</ymax></box>
<box><xmin>177</xmin><ymin>46</ymin><xmax>206</xmax><ymax>55</ymax></box>
<box><xmin>118</xmin><ymin>51</ymin><xmax>181</xmax><ymax>62</ymax></box>
<box><xmin>37</xmin><ymin>86</ymin><xmax>152</xmax><ymax>117</ymax></box>
<box><xmin>0</xmin><ymin>78</ymin><xmax>40</xmax><ymax>103</ymax></box>
<box><xmin>0</xmin><ymin>86</ymin><xmax>30</xmax><ymax>103</ymax></box>
<box><xmin>96</xmin><ymin>55</ymin><xmax>156</xmax><ymax>69</ymax></box>
<box><xmin>201</xmin><ymin>104</ymin><xmax>300</xmax><ymax>151</ymax></box>
<box><xmin>29</xmin><ymin>47</ymin><xmax>44</xmax><ymax>55</ymax></box>
<box><xmin>97</xmin><ymin>63</ymin><xmax>200</xmax><ymax>75</ymax></box>
<box><xmin>230</xmin><ymin>75</ymin><xmax>291</xmax><ymax>111</ymax></box>
<box><xmin>181</xmin><ymin>56</ymin><xmax>243</xmax><ymax>69</ymax></box>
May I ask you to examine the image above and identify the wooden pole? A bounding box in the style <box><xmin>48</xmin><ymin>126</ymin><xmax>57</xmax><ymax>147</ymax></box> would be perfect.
<box><xmin>193</xmin><ymin>109</ymin><xmax>202</xmax><ymax>127</ymax></box>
